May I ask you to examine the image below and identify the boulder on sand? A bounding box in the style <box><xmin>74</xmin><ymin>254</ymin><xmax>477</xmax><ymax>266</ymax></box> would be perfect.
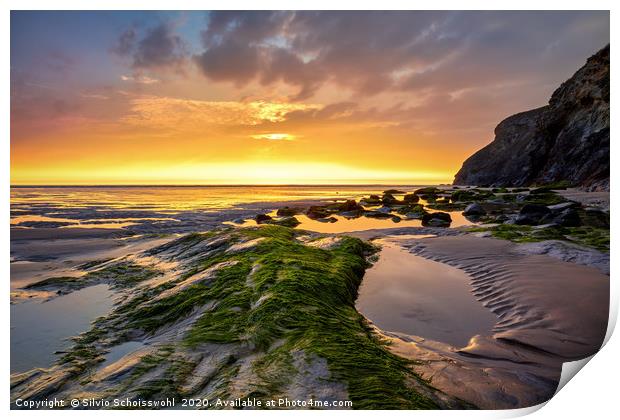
<box><xmin>381</xmin><ymin>193</ymin><xmax>398</xmax><ymax>205</ymax></box>
<box><xmin>276</xmin><ymin>206</ymin><xmax>300</xmax><ymax>217</ymax></box>
<box><xmin>403</xmin><ymin>193</ymin><xmax>420</xmax><ymax>203</ymax></box>
<box><xmin>306</xmin><ymin>206</ymin><xmax>329</xmax><ymax>220</ymax></box>
<box><xmin>463</xmin><ymin>203</ymin><xmax>486</xmax><ymax>216</ymax></box>
<box><xmin>541</xmin><ymin>208</ymin><xmax>581</xmax><ymax>227</ymax></box>
<box><xmin>422</xmin><ymin>212</ymin><xmax>452</xmax><ymax>227</ymax></box>
<box><xmin>255</xmin><ymin>214</ymin><xmax>273</xmax><ymax>224</ymax></box>
<box><xmin>337</xmin><ymin>200</ymin><xmax>364</xmax><ymax>212</ymax></box>
<box><xmin>515</xmin><ymin>204</ymin><xmax>551</xmax><ymax>225</ymax></box>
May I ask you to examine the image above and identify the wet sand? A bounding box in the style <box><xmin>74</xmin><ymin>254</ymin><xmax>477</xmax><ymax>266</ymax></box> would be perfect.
<box><xmin>558</xmin><ymin>188</ymin><xmax>609</xmax><ymax>210</ymax></box>
<box><xmin>380</xmin><ymin>235</ymin><xmax>609</xmax><ymax>409</ymax></box>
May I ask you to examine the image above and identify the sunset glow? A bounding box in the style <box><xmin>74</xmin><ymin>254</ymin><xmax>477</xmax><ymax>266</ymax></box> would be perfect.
<box><xmin>10</xmin><ymin>11</ymin><xmax>609</xmax><ymax>185</ymax></box>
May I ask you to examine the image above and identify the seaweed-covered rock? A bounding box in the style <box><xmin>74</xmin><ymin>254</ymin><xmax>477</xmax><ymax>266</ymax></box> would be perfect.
<box><xmin>365</xmin><ymin>211</ymin><xmax>393</xmax><ymax>219</ymax></box>
<box><xmin>414</xmin><ymin>187</ymin><xmax>440</xmax><ymax>195</ymax></box>
<box><xmin>403</xmin><ymin>194</ymin><xmax>419</xmax><ymax>203</ymax></box>
<box><xmin>276</xmin><ymin>206</ymin><xmax>300</xmax><ymax>217</ymax></box>
<box><xmin>266</xmin><ymin>216</ymin><xmax>301</xmax><ymax>228</ymax></box>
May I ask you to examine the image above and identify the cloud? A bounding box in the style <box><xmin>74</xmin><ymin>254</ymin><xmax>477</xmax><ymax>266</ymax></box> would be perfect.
<box><xmin>193</xmin><ymin>11</ymin><xmax>608</xmax><ymax>103</ymax></box>
<box><xmin>250</xmin><ymin>133</ymin><xmax>296</xmax><ymax>141</ymax></box>
<box><xmin>80</xmin><ymin>92</ymin><xmax>109</xmax><ymax>100</ymax></box>
<box><xmin>121</xmin><ymin>96</ymin><xmax>322</xmax><ymax>130</ymax></box>
<box><xmin>120</xmin><ymin>74</ymin><xmax>160</xmax><ymax>84</ymax></box>
<box><xmin>111</xmin><ymin>28</ymin><xmax>136</xmax><ymax>56</ymax></box>
<box><xmin>112</xmin><ymin>22</ymin><xmax>187</xmax><ymax>71</ymax></box>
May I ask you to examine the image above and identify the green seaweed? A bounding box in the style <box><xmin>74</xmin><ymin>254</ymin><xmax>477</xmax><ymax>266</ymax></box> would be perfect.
<box><xmin>112</xmin><ymin>226</ymin><xmax>441</xmax><ymax>408</ymax></box>
<box><xmin>468</xmin><ymin>224</ymin><xmax>609</xmax><ymax>252</ymax></box>
<box><xmin>41</xmin><ymin>226</ymin><xmax>453</xmax><ymax>409</ymax></box>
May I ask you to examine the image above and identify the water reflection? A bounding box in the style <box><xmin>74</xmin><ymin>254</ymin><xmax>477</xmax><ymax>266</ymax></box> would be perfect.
<box><xmin>356</xmin><ymin>239</ymin><xmax>497</xmax><ymax>348</ymax></box>
<box><xmin>10</xmin><ymin>284</ymin><xmax>113</xmax><ymax>373</ymax></box>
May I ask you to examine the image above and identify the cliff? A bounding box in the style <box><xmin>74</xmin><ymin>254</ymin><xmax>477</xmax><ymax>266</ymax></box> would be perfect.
<box><xmin>453</xmin><ymin>45</ymin><xmax>609</xmax><ymax>191</ymax></box>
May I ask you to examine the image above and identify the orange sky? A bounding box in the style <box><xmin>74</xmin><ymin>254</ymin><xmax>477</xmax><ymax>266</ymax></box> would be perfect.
<box><xmin>10</xmin><ymin>11</ymin><xmax>609</xmax><ymax>185</ymax></box>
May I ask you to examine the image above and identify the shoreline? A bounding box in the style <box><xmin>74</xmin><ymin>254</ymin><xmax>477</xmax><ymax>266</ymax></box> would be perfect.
<box><xmin>9</xmin><ymin>186</ymin><xmax>610</xmax><ymax>409</ymax></box>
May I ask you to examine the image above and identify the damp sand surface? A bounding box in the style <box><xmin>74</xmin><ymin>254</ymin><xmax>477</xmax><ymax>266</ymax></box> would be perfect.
<box><xmin>380</xmin><ymin>234</ymin><xmax>609</xmax><ymax>409</ymax></box>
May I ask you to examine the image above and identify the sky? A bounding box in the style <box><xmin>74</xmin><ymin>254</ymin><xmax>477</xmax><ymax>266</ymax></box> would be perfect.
<box><xmin>10</xmin><ymin>11</ymin><xmax>609</xmax><ymax>185</ymax></box>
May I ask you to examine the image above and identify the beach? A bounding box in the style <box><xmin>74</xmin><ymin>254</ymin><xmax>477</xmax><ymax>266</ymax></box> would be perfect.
<box><xmin>9</xmin><ymin>185</ymin><xmax>610</xmax><ymax>409</ymax></box>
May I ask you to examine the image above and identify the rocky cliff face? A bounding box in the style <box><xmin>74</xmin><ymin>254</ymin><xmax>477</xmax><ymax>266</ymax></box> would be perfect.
<box><xmin>453</xmin><ymin>45</ymin><xmax>609</xmax><ymax>191</ymax></box>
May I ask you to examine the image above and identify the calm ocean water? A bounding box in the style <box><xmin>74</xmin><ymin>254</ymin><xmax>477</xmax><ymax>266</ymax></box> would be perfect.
<box><xmin>10</xmin><ymin>185</ymin><xmax>427</xmax><ymax>211</ymax></box>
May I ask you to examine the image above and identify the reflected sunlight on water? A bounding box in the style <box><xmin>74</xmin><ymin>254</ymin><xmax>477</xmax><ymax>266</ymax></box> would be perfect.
<box><xmin>11</xmin><ymin>185</ymin><xmax>423</xmax><ymax>212</ymax></box>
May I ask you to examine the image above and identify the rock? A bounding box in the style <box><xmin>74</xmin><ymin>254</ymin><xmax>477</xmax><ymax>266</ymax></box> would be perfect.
<box><xmin>494</xmin><ymin>214</ymin><xmax>510</xmax><ymax>223</ymax></box>
<box><xmin>391</xmin><ymin>216</ymin><xmax>402</xmax><ymax>223</ymax></box>
<box><xmin>383</xmin><ymin>189</ymin><xmax>405</xmax><ymax>194</ymax></box>
<box><xmin>306</xmin><ymin>206</ymin><xmax>329</xmax><ymax>220</ymax></box>
<box><xmin>403</xmin><ymin>194</ymin><xmax>419</xmax><ymax>203</ymax></box>
<box><xmin>583</xmin><ymin>207</ymin><xmax>609</xmax><ymax>228</ymax></box>
<box><xmin>339</xmin><ymin>210</ymin><xmax>363</xmax><ymax>218</ymax></box>
<box><xmin>414</xmin><ymin>187</ymin><xmax>440</xmax><ymax>195</ymax></box>
<box><xmin>266</xmin><ymin>216</ymin><xmax>301</xmax><ymax>228</ymax></box>
<box><xmin>450</xmin><ymin>189</ymin><xmax>494</xmax><ymax>202</ymax></box>
<box><xmin>255</xmin><ymin>214</ymin><xmax>273</xmax><ymax>224</ymax></box>
<box><xmin>318</xmin><ymin>216</ymin><xmax>338</xmax><ymax>223</ymax></box>
<box><xmin>337</xmin><ymin>200</ymin><xmax>364</xmax><ymax>212</ymax></box>
<box><xmin>422</xmin><ymin>212</ymin><xmax>452</xmax><ymax>227</ymax></box>
<box><xmin>547</xmin><ymin>202</ymin><xmax>580</xmax><ymax>212</ymax></box>
<box><xmin>276</xmin><ymin>207</ymin><xmax>299</xmax><ymax>217</ymax></box>
<box><xmin>365</xmin><ymin>211</ymin><xmax>393</xmax><ymax>219</ymax></box>
<box><xmin>515</xmin><ymin>204</ymin><xmax>551</xmax><ymax>225</ymax></box>
<box><xmin>381</xmin><ymin>193</ymin><xmax>398</xmax><ymax>205</ymax></box>
<box><xmin>453</xmin><ymin>45</ymin><xmax>609</xmax><ymax>190</ymax></box>
<box><xmin>462</xmin><ymin>203</ymin><xmax>486</xmax><ymax>216</ymax></box>
<box><xmin>529</xmin><ymin>187</ymin><xmax>553</xmax><ymax>195</ymax></box>
<box><xmin>360</xmin><ymin>195</ymin><xmax>382</xmax><ymax>206</ymax></box>
<box><xmin>376</xmin><ymin>206</ymin><xmax>392</xmax><ymax>214</ymax></box>
<box><xmin>552</xmin><ymin>208</ymin><xmax>581</xmax><ymax>227</ymax></box>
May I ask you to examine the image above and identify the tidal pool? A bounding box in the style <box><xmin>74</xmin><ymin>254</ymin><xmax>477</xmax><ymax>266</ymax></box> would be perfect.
<box><xmin>10</xmin><ymin>284</ymin><xmax>114</xmax><ymax>373</ymax></box>
<box><xmin>356</xmin><ymin>238</ymin><xmax>497</xmax><ymax>348</ymax></box>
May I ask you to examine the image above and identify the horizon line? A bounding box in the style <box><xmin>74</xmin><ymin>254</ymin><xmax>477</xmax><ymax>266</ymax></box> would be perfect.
<box><xmin>11</xmin><ymin>183</ymin><xmax>451</xmax><ymax>188</ymax></box>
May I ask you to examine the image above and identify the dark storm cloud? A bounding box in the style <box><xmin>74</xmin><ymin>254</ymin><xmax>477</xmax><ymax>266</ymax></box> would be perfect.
<box><xmin>193</xmin><ymin>11</ymin><xmax>609</xmax><ymax>100</ymax></box>
<box><xmin>112</xmin><ymin>22</ymin><xmax>186</xmax><ymax>71</ymax></box>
